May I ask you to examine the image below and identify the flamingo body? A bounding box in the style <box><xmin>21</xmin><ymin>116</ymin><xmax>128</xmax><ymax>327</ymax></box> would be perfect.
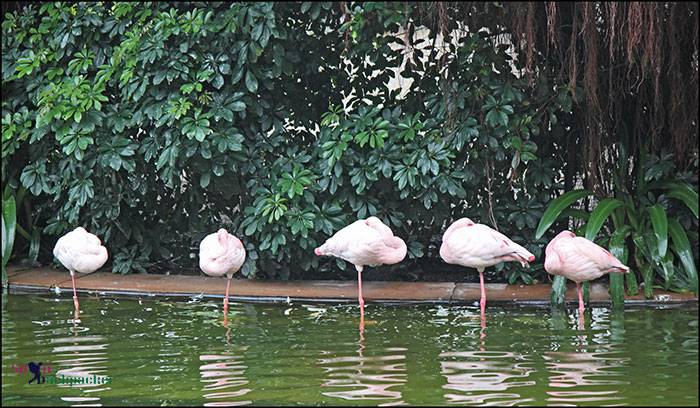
<box><xmin>199</xmin><ymin>228</ymin><xmax>246</xmax><ymax>317</ymax></box>
<box><xmin>314</xmin><ymin>217</ymin><xmax>407</xmax><ymax>267</ymax></box>
<box><xmin>439</xmin><ymin>218</ymin><xmax>534</xmax><ymax>315</ymax></box>
<box><xmin>440</xmin><ymin>218</ymin><xmax>535</xmax><ymax>270</ymax></box>
<box><xmin>53</xmin><ymin>227</ymin><xmax>109</xmax><ymax>274</ymax></box>
<box><xmin>544</xmin><ymin>230</ymin><xmax>629</xmax><ymax>314</ymax></box>
<box><xmin>53</xmin><ymin>227</ymin><xmax>108</xmax><ymax>314</ymax></box>
<box><xmin>544</xmin><ymin>231</ymin><xmax>629</xmax><ymax>283</ymax></box>
<box><xmin>315</xmin><ymin>217</ymin><xmax>407</xmax><ymax>322</ymax></box>
<box><xmin>199</xmin><ymin>229</ymin><xmax>246</xmax><ymax>279</ymax></box>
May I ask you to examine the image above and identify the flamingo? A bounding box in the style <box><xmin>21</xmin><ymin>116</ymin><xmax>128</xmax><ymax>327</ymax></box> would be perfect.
<box><xmin>53</xmin><ymin>227</ymin><xmax>109</xmax><ymax>314</ymax></box>
<box><xmin>439</xmin><ymin>218</ymin><xmax>535</xmax><ymax>316</ymax></box>
<box><xmin>314</xmin><ymin>216</ymin><xmax>407</xmax><ymax>323</ymax></box>
<box><xmin>544</xmin><ymin>230</ymin><xmax>629</xmax><ymax>314</ymax></box>
<box><xmin>199</xmin><ymin>228</ymin><xmax>246</xmax><ymax>316</ymax></box>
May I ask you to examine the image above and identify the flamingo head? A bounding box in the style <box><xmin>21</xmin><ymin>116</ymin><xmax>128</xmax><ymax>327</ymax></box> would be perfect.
<box><xmin>554</xmin><ymin>230</ymin><xmax>576</xmax><ymax>240</ymax></box>
<box><xmin>364</xmin><ymin>216</ymin><xmax>383</xmax><ymax>227</ymax></box>
<box><xmin>459</xmin><ymin>218</ymin><xmax>475</xmax><ymax>227</ymax></box>
<box><xmin>217</xmin><ymin>228</ymin><xmax>229</xmax><ymax>245</ymax></box>
<box><xmin>314</xmin><ymin>247</ymin><xmax>323</xmax><ymax>256</ymax></box>
<box><xmin>545</xmin><ymin>230</ymin><xmax>575</xmax><ymax>261</ymax></box>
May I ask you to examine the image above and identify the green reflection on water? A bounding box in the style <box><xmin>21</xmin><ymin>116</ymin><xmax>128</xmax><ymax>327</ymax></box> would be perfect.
<box><xmin>1</xmin><ymin>294</ymin><xmax>698</xmax><ymax>406</ymax></box>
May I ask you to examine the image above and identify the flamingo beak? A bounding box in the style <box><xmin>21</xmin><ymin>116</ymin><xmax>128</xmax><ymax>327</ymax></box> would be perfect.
<box><xmin>528</xmin><ymin>255</ymin><xmax>535</xmax><ymax>262</ymax></box>
<box><xmin>314</xmin><ymin>248</ymin><xmax>322</xmax><ymax>256</ymax></box>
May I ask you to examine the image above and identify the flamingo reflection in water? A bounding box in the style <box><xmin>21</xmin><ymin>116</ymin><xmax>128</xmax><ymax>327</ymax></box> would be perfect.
<box><xmin>440</xmin><ymin>350</ymin><xmax>536</xmax><ymax>405</ymax></box>
<box><xmin>50</xmin><ymin>309</ymin><xmax>111</xmax><ymax>406</ymax></box>
<box><xmin>318</xmin><ymin>320</ymin><xmax>407</xmax><ymax>405</ymax></box>
<box><xmin>544</xmin><ymin>308</ymin><xmax>629</xmax><ymax>405</ymax></box>
<box><xmin>199</xmin><ymin>323</ymin><xmax>252</xmax><ymax>407</ymax></box>
<box><xmin>544</xmin><ymin>348</ymin><xmax>629</xmax><ymax>405</ymax></box>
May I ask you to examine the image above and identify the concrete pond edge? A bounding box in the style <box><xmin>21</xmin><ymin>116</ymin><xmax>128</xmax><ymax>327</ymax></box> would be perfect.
<box><xmin>5</xmin><ymin>266</ymin><xmax>698</xmax><ymax>308</ymax></box>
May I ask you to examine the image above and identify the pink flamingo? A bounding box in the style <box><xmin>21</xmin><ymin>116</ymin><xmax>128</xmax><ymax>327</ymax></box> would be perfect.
<box><xmin>53</xmin><ymin>227</ymin><xmax>109</xmax><ymax>314</ymax></box>
<box><xmin>314</xmin><ymin>216</ymin><xmax>407</xmax><ymax>322</ymax></box>
<box><xmin>199</xmin><ymin>229</ymin><xmax>246</xmax><ymax>316</ymax></box>
<box><xmin>544</xmin><ymin>230</ymin><xmax>629</xmax><ymax>314</ymax></box>
<box><xmin>440</xmin><ymin>218</ymin><xmax>535</xmax><ymax>316</ymax></box>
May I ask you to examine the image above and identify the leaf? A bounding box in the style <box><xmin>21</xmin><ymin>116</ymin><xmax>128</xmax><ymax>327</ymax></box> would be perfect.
<box><xmin>647</xmin><ymin>205</ymin><xmax>668</xmax><ymax>257</ymax></box>
<box><xmin>584</xmin><ymin>198</ymin><xmax>624</xmax><ymax>241</ymax></box>
<box><xmin>200</xmin><ymin>172</ymin><xmax>211</xmax><ymax>188</ymax></box>
<box><xmin>668</xmin><ymin>219</ymin><xmax>698</xmax><ymax>293</ymax></box>
<box><xmin>535</xmin><ymin>189</ymin><xmax>593</xmax><ymax>239</ymax></box>
<box><xmin>212</xmin><ymin>74</ymin><xmax>224</xmax><ymax>89</ymax></box>
<box><xmin>665</xmin><ymin>182</ymin><xmax>698</xmax><ymax>218</ymax></box>
<box><xmin>245</xmin><ymin>70</ymin><xmax>258</xmax><ymax>93</ymax></box>
<box><xmin>608</xmin><ymin>225</ymin><xmax>632</xmax><ymax>306</ymax></box>
<box><xmin>2</xmin><ymin>195</ymin><xmax>17</xmax><ymax>270</ymax></box>
<box><xmin>550</xmin><ymin>275</ymin><xmax>567</xmax><ymax>305</ymax></box>
<box><xmin>28</xmin><ymin>228</ymin><xmax>40</xmax><ymax>262</ymax></box>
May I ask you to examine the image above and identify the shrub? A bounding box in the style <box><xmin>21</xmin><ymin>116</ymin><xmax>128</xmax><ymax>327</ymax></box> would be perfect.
<box><xmin>10</xmin><ymin>2</ymin><xmax>692</xmax><ymax>294</ymax></box>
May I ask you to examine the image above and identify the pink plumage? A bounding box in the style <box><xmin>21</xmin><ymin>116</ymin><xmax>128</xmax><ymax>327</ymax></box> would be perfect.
<box><xmin>544</xmin><ymin>230</ymin><xmax>629</xmax><ymax>283</ymax></box>
<box><xmin>199</xmin><ymin>228</ymin><xmax>246</xmax><ymax>279</ymax></box>
<box><xmin>315</xmin><ymin>216</ymin><xmax>407</xmax><ymax>322</ymax></box>
<box><xmin>199</xmin><ymin>228</ymin><xmax>246</xmax><ymax>317</ymax></box>
<box><xmin>53</xmin><ymin>226</ymin><xmax>109</xmax><ymax>314</ymax></box>
<box><xmin>439</xmin><ymin>217</ymin><xmax>534</xmax><ymax>315</ymax></box>
<box><xmin>314</xmin><ymin>216</ymin><xmax>407</xmax><ymax>268</ymax></box>
<box><xmin>544</xmin><ymin>230</ymin><xmax>629</xmax><ymax>313</ymax></box>
<box><xmin>440</xmin><ymin>218</ymin><xmax>535</xmax><ymax>271</ymax></box>
<box><xmin>53</xmin><ymin>227</ymin><xmax>109</xmax><ymax>274</ymax></box>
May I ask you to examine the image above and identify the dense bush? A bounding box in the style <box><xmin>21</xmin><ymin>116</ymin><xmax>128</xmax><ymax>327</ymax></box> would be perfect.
<box><xmin>2</xmin><ymin>2</ymin><xmax>569</xmax><ymax>282</ymax></box>
<box><xmin>2</xmin><ymin>2</ymin><xmax>696</xmax><ymax>297</ymax></box>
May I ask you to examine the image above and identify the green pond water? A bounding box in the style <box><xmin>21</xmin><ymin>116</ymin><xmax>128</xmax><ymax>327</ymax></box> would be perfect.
<box><xmin>1</xmin><ymin>294</ymin><xmax>698</xmax><ymax>406</ymax></box>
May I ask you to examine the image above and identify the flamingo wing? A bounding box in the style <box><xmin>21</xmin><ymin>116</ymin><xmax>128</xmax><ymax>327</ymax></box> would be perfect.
<box><xmin>570</xmin><ymin>236</ymin><xmax>626</xmax><ymax>271</ymax></box>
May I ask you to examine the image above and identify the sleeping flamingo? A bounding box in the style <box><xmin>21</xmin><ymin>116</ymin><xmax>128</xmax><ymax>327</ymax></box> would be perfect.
<box><xmin>199</xmin><ymin>228</ymin><xmax>246</xmax><ymax>316</ymax></box>
<box><xmin>53</xmin><ymin>227</ymin><xmax>109</xmax><ymax>314</ymax></box>
<box><xmin>544</xmin><ymin>230</ymin><xmax>629</xmax><ymax>314</ymax></box>
<box><xmin>314</xmin><ymin>216</ymin><xmax>407</xmax><ymax>322</ymax></box>
<box><xmin>440</xmin><ymin>218</ymin><xmax>534</xmax><ymax>316</ymax></box>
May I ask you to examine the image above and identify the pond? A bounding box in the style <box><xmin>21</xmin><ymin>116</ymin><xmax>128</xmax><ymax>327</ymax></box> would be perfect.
<box><xmin>1</xmin><ymin>294</ymin><xmax>697</xmax><ymax>406</ymax></box>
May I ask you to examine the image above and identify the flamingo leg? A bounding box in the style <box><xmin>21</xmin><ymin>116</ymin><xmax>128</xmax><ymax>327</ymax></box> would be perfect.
<box><xmin>70</xmin><ymin>270</ymin><xmax>80</xmax><ymax>312</ymax></box>
<box><xmin>223</xmin><ymin>276</ymin><xmax>231</xmax><ymax>315</ymax></box>
<box><xmin>359</xmin><ymin>311</ymin><xmax>365</xmax><ymax>336</ymax></box>
<box><xmin>356</xmin><ymin>265</ymin><xmax>365</xmax><ymax>319</ymax></box>
<box><xmin>576</xmin><ymin>282</ymin><xmax>585</xmax><ymax>312</ymax></box>
<box><xmin>478</xmin><ymin>268</ymin><xmax>486</xmax><ymax>314</ymax></box>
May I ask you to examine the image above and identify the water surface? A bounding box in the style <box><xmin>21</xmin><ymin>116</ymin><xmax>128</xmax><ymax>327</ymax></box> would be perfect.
<box><xmin>2</xmin><ymin>294</ymin><xmax>697</xmax><ymax>406</ymax></box>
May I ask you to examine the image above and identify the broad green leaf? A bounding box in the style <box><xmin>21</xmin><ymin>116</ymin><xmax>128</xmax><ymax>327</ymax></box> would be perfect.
<box><xmin>626</xmin><ymin>270</ymin><xmax>639</xmax><ymax>296</ymax></box>
<box><xmin>245</xmin><ymin>70</ymin><xmax>258</xmax><ymax>93</ymax></box>
<box><xmin>28</xmin><ymin>228</ymin><xmax>40</xmax><ymax>262</ymax></box>
<box><xmin>666</xmin><ymin>182</ymin><xmax>698</xmax><ymax>218</ymax></box>
<box><xmin>550</xmin><ymin>275</ymin><xmax>567</xmax><ymax>305</ymax></box>
<box><xmin>2</xmin><ymin>195</ymin><xmax>16</xmax><ymax>290</ymax></box>
<box><xmin>641</xmin><ymin>263</ymin><xmax>654</xmax><ymax>299</ymax></box>
<box><xmin>668</xmin><ymin>219</ymin><xmax>698</xmax><ymax>293</ymax></box>
<box><xmin>535</xmin><ymin>189</ymin><xmax>593</xmax><ymax>239</ymax></box>
<box><xmin>647</xmin><ymin>205</ymin><xmax>668</xmax><ymax>257</ymax></box>
<box><xmin>584</xmin><ymin>198</ymin><xmax>624</xmax><ymax>240</ymax></box>
<box><xmin>608</xmin><ymin>225</ymin><xmax>632</xmax><ymax>307</ymax></box>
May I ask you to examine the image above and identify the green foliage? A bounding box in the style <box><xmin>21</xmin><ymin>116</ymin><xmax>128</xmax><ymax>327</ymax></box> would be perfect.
<box><xmin>537</xmin><ymin>151</ymin><xmax>699</xmax><ymax>301</ymax></box>
<box><xmin>1</xmin><ymin>190</ymin><xmax>16</xmax><ymax>290</ymax></box>
<box><xmin>535</xmin><ymin>189</ymin><xmax>593</xmax><ymax>239</ymax></box>
<box><xmin>0</xmin><ymin>2</ymin><xmax>597</xmax><ymax>283</ymax></box>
